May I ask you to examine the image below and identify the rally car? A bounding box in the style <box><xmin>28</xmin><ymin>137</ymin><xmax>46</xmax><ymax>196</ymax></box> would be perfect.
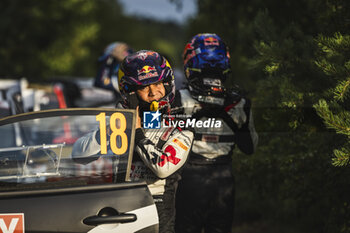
<box><xmin>0</xmin><ymin>108</ymin><xmax>158</xmax><ymax>233</ymax></box>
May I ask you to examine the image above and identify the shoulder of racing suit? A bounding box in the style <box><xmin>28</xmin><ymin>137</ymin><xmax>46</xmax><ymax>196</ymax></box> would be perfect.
<box><xmin>134</xmin><ymin>122</ymin><xmax>194</xmax><ymax>179</ymax></box>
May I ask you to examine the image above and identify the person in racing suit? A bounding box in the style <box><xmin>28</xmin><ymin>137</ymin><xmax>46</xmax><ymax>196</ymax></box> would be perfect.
<box><xmin>94</xmin><ymin>42</ymin><xmax>133</xmax><ymax>100</ymax></box>
<box><xmin>72</xmin><ymin>50</ymin><xmax>194</xmax><ymax>233</ymax></box>
<box><xmin>174</xmin><ymin>33</ymin><xmax>259</xmax><ymax>233</ymax></box>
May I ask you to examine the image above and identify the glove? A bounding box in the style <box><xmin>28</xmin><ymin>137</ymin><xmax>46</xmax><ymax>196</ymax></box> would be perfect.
<box><xmin>228</xmin><ymin>98</ymin><xmax>248</xmax><ymax>128</ymax></box>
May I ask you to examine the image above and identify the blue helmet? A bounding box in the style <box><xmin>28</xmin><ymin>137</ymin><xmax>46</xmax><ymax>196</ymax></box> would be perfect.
<box><xmin>183</xmin><ymin>33</ymin><xmax>231</xmax><ymax>105</ymax></box>
<box><xmin>183</xmin><ymin>33</ymin><xmax>231</xmax><ymax>79</ymax></box>
<box><xmin>117</xmin><ymin>50</ymin><xmax>175</xmax><ymax>111</ymax></box>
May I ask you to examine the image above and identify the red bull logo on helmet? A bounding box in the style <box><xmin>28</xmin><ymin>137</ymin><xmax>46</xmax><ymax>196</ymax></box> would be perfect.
<box><xmin>204</xmin><ymin>37</ymin><xmax>219</xmax><ymax>46</ymax></box>
<box><xmin>137</xmin><ymin>65</ymin><xmax>158</xmax><ymax>80</ymax></box>
<box><xmin>138</xmin><ymin>65</ymin><xmax>156</xmax><ymax>75</ymax></box>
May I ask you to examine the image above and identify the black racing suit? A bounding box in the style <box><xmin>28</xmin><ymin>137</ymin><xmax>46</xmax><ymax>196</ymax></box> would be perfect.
<box><xmin>72</xmin><ymin>116</ymin><xmax>194</xmax><ymax>233</ymax></box>
<box><xmin>174</xmin><ymin>89</ymin><xmax>258</xmax><ymax>233</ymax></box>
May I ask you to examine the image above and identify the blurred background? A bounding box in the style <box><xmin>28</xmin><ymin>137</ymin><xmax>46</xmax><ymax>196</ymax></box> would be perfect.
<box><xmin>1</xmin><ymin>0</ymin><xmax>350</xmax><ymax>232</ymax></box>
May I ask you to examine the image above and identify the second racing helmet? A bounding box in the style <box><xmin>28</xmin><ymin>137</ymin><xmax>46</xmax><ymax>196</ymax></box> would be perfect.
<box><xmin>183</xmin><ymin>33</ymin><xmax>231</xmax><ymax>105</ymax></box>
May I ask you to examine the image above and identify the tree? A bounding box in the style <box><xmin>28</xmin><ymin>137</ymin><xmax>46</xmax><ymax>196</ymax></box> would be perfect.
<box><xmin>0</xmin><ymin>0</ymin><xmax>185</xmax><ymax>81</ymax></box>
<box><xmin>185</xmin><ymin>0</ymin><xmax>350</xmax><ymax>232</ymax></box>
<box><xmin>314</xmin><ymin>33</ymin><xmax>350</xmax><ymax>166</ymax></box>
<box><xmin>240</xmin><ymin>1</ymin><xmax>350</xmax><ymax>232</ymax></box>
<box><xmin>0</xmin><ymin>0</ymin><xmax>107</xmax><ymax>80</ymax></box>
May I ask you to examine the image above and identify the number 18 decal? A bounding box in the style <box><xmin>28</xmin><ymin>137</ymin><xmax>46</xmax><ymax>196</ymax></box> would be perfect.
<box><xmin>96</xmin><ymin>112</ymin><xmax>128</xmax><ymax>155</ymax></box>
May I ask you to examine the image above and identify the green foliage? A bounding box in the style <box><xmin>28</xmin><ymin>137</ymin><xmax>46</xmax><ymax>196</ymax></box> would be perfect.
<box><xmin>0</xmin><ymin>0</ymin><xmax>185</xmax><ymax>80</ymax></box>
<box><xmin>313</xmin><ymin>33</ymin><xmax>350</xmax><ymax>167</ymax></box>
<box><xmin>314</xmin><ymin>99</ymin><xmax>350</xmax><ymax>136</ymax></box>
<box><xmin>0</xmin><ymin>0</ymin><xmax>104</xmax><ymax>80</ymax></box>
<box><xmin>187</xmin><ymin>0</ymin><xmax>350</xmax><ymax>232</ymax></box>
<box><xmin>333</xmin><ymin>148</ymin><xmax>350</xmax><ymax>167</ymax></box>
<box><xmin>315</xmin><ymin>34</ymin><xmax>350</xmax><ymax>101</ymax></box>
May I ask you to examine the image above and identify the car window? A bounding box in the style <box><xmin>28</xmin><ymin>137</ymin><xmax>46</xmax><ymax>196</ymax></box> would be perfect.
<box><xmin>0</xmin><ymin>109</ymin><xmax>135</xmax><ymax>191</ymax></box>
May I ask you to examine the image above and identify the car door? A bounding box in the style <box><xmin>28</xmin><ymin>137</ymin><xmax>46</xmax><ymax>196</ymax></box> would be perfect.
<box><xmin>0</xmin><ymin>108</ymin><xmax>158</xmax><ymax>233</ymax></box>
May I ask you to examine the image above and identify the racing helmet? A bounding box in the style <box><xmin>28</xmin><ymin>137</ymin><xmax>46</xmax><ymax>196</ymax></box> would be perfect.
<box><xmin>96</xmin><ymin>42</ymin><xmax>134</xmax><ymax>93</ymax></box>
<box><xmin>117</xmin><ymin>50</ymin><xmax>175</xmax><ymax>112</ymax></box>
<box><xmin>183</xmin><ymin>33</ymin><xmax>231</xmax><ymax>105</ymax></box>
<box><xmin>98</xmin><ymin>42</ymin><xmax>134</xmax><ymax>62</ymax></box>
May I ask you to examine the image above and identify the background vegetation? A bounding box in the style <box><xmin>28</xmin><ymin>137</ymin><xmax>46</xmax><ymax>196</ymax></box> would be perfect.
<box><xmin>1</xmin><ymin>0</ymin><xmax>350</xmax><ymax>232</ymax></box>
<box><xmin>0</xmin><ymin>0</ymin><xmax>186</xmax><ymax>80</ymax></box>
